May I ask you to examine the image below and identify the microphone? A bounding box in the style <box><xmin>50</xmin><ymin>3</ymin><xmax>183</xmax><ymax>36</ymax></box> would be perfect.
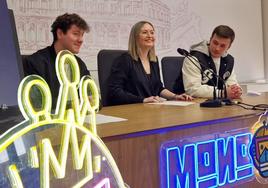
<box><xmin>177</xmin><ymin>48</ymin><xmax>230</xmax><ymax>107</ymax></box>
<box><xmin>177</xmin><ymin>48</ymin><xmax>189</xmax><ymax>56</ymax></box>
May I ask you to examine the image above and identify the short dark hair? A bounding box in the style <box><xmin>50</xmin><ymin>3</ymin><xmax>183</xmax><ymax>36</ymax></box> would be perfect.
<box><xmin>51</xmin><ymin>13</ymin><xmax>89</xmax><ymax>42</ymax></box>
<box><xmin>211</xmin><ymin>25</ymin><xmax>235</xmax><ymax>44</ymax></box>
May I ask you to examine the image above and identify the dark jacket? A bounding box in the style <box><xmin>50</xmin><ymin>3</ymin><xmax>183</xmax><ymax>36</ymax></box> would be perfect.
<box><xmin>23</xmin><ymin>45</ymin><xmax>90</xmax><ymax>109</ymax></box>
<box><xmin>108</xmin><ymin>52</ymin><xmax>165</xmax><ymax>105</ymax></box>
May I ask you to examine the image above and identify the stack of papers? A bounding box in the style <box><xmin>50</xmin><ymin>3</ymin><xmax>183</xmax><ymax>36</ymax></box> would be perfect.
<box><xmin>85</xmin><ymin>114</ymin><xmax>127</xmax><ymax>125</ymax></box>
<box><xmin>148</xmin><ymin>100</ymin><xmax>194</xmax><ymax>106</ymax></box>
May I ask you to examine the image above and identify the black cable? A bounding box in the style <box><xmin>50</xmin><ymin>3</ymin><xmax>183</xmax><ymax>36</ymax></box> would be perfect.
<box><xmin>236</xmin><ymin>101</ymin><xmax>254</xmax><ymax>107</ymax></box>
<box><xmin>232</xmin><ymin>103</ymin><xmax>250</xmax><ymax>110</ymax></box>
<box><xmin>233</xmin><ymin>101</ymin><xmax>268</xmax><ymax>111</ymax></box>
<box><xmin>254</xmin><ymin>104</ymin><xmax>268</xmax><ymax>108</ymax></box>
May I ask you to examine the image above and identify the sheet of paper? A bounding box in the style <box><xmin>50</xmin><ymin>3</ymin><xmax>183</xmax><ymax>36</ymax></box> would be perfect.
<box><xmin>85</xmin><ymin>114</ymin><xmax>127</xmax><ymax>125</ymax></box>
<box><xmin>148</xmin><ymin>100</ymin><xmax>195</xmax><ymax>106</ymax></box>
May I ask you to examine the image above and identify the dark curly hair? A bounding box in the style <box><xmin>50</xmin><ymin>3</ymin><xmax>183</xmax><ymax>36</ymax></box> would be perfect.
<box><xmin>51</xmin><ymin>13</ymin><xmax>90</xmax><ymax>42</ymax></box>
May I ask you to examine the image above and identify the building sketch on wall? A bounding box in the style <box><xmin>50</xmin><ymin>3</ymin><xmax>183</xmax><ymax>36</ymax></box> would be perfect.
<box><xmin>7</xmin><ymin>0</ymin><xmax>202</xmax><ymax>81</ymax></box>
<box><xmin>168</xmin><ymin>0</ymin><xmax>202</xmax><ymax>54</ymax></box>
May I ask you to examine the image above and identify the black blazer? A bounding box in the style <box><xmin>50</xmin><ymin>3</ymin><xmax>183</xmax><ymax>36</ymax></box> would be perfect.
<box><xmin>107</xmin><ymin>52</ymin><xmax>165</xmax><ymax>105</ymax></box>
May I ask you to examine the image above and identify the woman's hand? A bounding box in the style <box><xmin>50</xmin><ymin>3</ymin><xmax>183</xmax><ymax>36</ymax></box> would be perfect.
<box><xmin>143</xmin><ymin>96</ymin><xmax>162</xmax><ymax>103</ymax></box>
<box><xmin>174</xmin><ymin>93</ymin><xmax>193</xmax><ymax>101</ymax></box>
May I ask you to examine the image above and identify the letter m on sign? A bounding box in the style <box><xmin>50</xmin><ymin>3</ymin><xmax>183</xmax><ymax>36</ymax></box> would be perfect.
<box><xmin>164</xmin><ymin>144</ymin><xmax>196</xmax><ymax>188</ymax></box>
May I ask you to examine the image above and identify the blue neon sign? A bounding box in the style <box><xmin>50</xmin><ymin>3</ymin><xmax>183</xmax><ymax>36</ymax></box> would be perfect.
<box><xmin>160</xmin><ymin>132</ymin><xmax>254</xmax><ymax>188</ymax></box>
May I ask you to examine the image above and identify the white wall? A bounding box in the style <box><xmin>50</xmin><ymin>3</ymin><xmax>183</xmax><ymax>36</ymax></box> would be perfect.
<box><xmin>262</xmin><ymin>0</ymin><xmax>268</xmax><ymax>79</ymax></box>
<box><xmin>7</xmin><ymin>0</ymin><xmax>264</xmax><ymax>84</ymax></box>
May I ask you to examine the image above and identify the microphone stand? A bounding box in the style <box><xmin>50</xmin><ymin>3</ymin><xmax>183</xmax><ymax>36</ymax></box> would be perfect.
<box><xmin>185</xmin><ymin>55</ymin><xmax>222</xmax><ymax>107</ymax></box>
<box><xmin>178</xmin><ymin>48</ymin><xmax>229</xmax><ymax>107</ymax></box>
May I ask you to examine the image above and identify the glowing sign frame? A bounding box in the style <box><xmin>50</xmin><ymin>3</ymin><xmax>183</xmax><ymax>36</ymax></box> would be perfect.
<box><xmin>0</xmin><ymin>50</ymin><xmax>125</xmax><ymax>188</ymax></box>
<box><xmin>249</xmin><ymin>111</ymin><xmax>268</xmax><ymax>184</ymax></box>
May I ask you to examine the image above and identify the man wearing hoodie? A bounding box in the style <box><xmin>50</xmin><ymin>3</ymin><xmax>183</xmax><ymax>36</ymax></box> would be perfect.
<box><xmin>181</xmin><ymin>25</ymin><xmax>242</xmax><ymax>99</ymax></box>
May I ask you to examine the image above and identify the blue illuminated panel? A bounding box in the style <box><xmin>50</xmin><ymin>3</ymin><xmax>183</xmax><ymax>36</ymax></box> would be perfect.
<box><xmin>160</xmin><ymin>132</ymin><xmax>254</xmax><ymax>188</ymax></box>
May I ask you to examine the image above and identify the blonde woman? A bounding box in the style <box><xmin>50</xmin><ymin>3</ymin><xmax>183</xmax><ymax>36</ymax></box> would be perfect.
<box><xmin>108</xmin><ymin>21</ymin><xmax>192</xmax><ymax>105</ymax></box>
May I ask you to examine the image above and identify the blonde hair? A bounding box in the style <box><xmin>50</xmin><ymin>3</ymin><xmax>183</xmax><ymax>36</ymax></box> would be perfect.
<box><xmin>128</xmin><ymin>21</ymin><xmax>157</xmax><ymax>62</ymax></box>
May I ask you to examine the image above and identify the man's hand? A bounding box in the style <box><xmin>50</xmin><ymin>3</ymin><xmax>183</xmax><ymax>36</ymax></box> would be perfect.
<box><xmin>226</xmin><ymin>84</ymin><xmax>242</xmax><ymax>99</ymax></box>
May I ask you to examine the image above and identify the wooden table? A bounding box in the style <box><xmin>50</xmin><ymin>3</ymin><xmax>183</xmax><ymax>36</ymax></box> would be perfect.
<box><xmin>97</xmin><ymin>94</ymin><xmax>268</xmax><ymax>188</ymax></box>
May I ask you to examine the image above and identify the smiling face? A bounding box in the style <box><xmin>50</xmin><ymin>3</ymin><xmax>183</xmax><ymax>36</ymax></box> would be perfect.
<box><xmin>57</xmin><ymin>24</ymin><xmax>85</xmax><ymax>54</ymax></box>
<box><xmin>137</xmin><ymin>23</ymin><xmax>155</xmax><ymax>50</ymax></box>
<box><xmin>209</xmin><ymin>34</ymin><xmax>232</xmax><ymax>58</ymax></box>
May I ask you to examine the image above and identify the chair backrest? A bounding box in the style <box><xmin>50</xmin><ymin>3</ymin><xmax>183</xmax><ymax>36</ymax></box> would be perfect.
<box><xmin>161</xmin><ymin>56</ymin><xmax>184</xmax><ymax>93</ymax></box>
<box><xmin>97</xmin><ymin>49</ymin><xmax>127</xmax><ymax>106</ymax></box>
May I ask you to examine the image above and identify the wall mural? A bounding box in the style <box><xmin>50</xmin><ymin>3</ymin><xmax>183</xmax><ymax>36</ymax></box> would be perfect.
<box><xmin>7</xmin><ymin>0</ymin><xmax>202</xmax><ymax>82</ymax></box>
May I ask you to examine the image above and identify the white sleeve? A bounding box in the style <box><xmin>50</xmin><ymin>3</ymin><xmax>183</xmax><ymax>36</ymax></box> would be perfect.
<box><xmin>182</xmin><ymin>56</ymin><xmax>215</xmax><ymax>98</ymax></box>
<box><xmin>225</xmin><ymin>69</ymin><xmax>239</xmax><ymax>86</ymax></box>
